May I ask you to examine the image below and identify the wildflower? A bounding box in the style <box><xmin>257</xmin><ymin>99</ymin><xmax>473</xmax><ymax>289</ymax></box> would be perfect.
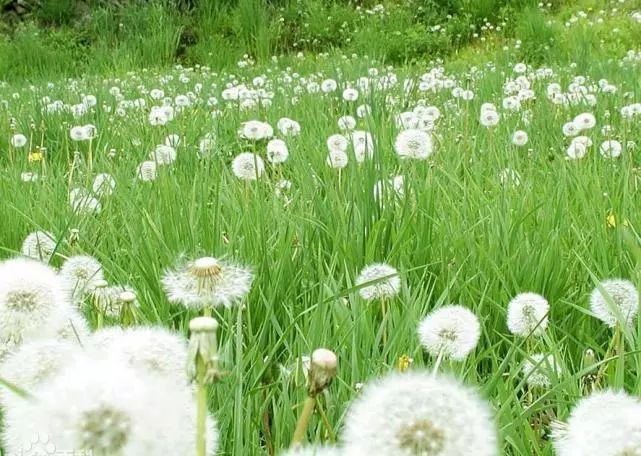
<box><xmin>338</xmin><ymin>115</ymin><xmax>357</xmax><ymax>131</ymax></box>
<box><xmin>150</xmin><ymin>144</ymin><xmax>177</xmax><ymax>165</ymax></box>
<box><xmin>266</xmin><ymin>139</ymin><xmax>289</xmax><ymax>164</ymax></box>
<box><xmin>10</xmin><ymin>134</ymin><xmax>27</xmax><ymax>148</ymax></box>
<box><xmin>59</xmin><ymin>255</ymin><xmax>104</xmax><ymax>306</ymax></box>
<box><xmin>351</xmin><ymin>130</ymin><xmax>374</xmax><ymax>162</ymax></box>
<box><xmin>92</xmin><ymin>173</ymin><xmax>116</xmax><ymax>197</ymax></box>
<box><xmin>21</xmin><ymin>231</ymin><xmax>57</xmax><ymax>262</ymax></box>
<box><xmin>231</xmin><ymin>152</ymin><xmax>265</xmax><ymax>180</ymax></box>
<box><xmin>277</xmin><ymin>117</ymin><xmax>301</xmax><ymax>136</ymax></box>
<box><xmin>479</xmin><ymin>110</ymin><xmax>500</xmax><ymax>127</ymax></box>
<box><xmin>498</xmin><ymin>168</ymin><xmax>521</xmax><ymax>187</ymax></box>
<box><xmin>397</xmin><ymin>355</ymin><xmax>413</xmax><ymax>372</ymax></box>
<box><xmin>137</xmin><ymin>160</ymin><xmax>157</xmax><ymax>181</ymax></box>
<box><xmin>512</xmin><ymin>130</ymin><xmax>528</xmax><ymax>146</ymax></box>
<box><xmin>90</xmin><ymin>326</ymin><xmax>188</xmax><ymax>384</ymax></box>
<box><xmin>599</xmin><ymin>140</ymin><xmax>622</xmax><ymax>158</ymax></box>
<box><xmin>3</xmin><ymin>357</ymin><xmax>219</xmax><ymax>455</ymax></box>
<box><xmin>69</xmin><ymin>126</ymin><xmax>87</xmax><ymax>141</ymax></box>
<box><xmin>418</xmin><ymin>305</ymin><xmax>481</xmax><ymax>361</ymax></box>
<box><xmin>342</xmin><ymin>88</ymin><xmax>359</xmax><ymax>101</ymax></box>
<box><xmin>0</xmin><ymin>258</ymin><xmax>71</xmax><ymax>355</ymax></box>
<box><xmin>327</xmin><ymin>150</ymin><xmax>349</xmax><ymax>169</ymax></box>
<box><xmin>355</xmin><ymin>263</ymin><xmax>401</xmax><ymax>301</ymax></box>
<box><xmin>552</xmin><ymin>390</ymin><xmax>641</xmax><ymax>456</ymax></box>
<box><xmin>506</xmin><ymin>292</ymin><xmax>549</xmax><ymax>337</ymax></box>
<box><xmin>161</xmin><ymin>256</ymin><xmax>253</xmax><ymax>310</ymax></box>
<box><xmin>394</xmin><ymin>129</ymin><xmax>434</xmax><ymax>160</ymax></box>
<box><xmin>342</xmin><ymin>372</ymin><xmax>497</xmax><ymax>456</ymax></box>
<box><xmin>327</xmin><ymin>134</ymin><xmax>349</xmax><ymax>152</ymax></box>
<box><xmin>239</xmin><ymin>120</ymin><xmax>273</xmax><ymax>140</ymax></box>
<box><xmin>573</xmin><ymin>112</ymin><xmax>597</xmax><ymax>130</ymax></box>
<box><xmin>589</xmin><ymin>279</ymin><xmax>639</xmax><ymax>328</ymax></box>
<box><xmin>522</xmin><ymin>353</ymin><xmax>561</xmax><ymax>388</ymax></box>
<box><xmin>562</xmin><ymin>122</ymin><xmax>580</xmax><ymax>137</ymax></box>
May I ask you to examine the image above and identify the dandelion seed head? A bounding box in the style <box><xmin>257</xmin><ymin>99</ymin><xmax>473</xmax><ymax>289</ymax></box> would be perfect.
<box><xmin>355</xmin><ymin>263</ymin><xmax>401</xmax><ymax>301</ymax></box>
<box><xmin>507</xmin><ymin>292</ymin><xmax>549</xmax><ymax>337</ymax></box>
<box><xmin>418</xmin><ymin>305</ymin><xmax>481</xmax><ymax>361</ymax></box>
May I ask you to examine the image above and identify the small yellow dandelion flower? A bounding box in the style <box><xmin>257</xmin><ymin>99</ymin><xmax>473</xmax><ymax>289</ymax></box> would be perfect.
<box><xmin>28</xmin><ymin>151</ymin><xmax>43</xmax><ymax>162</ymax></box>
<box><xmin>397</xmin><ymin>354</ymin><xmax>413</xmax><ymax>372</ymax></box>
<box><xmin>606</xmin><ymin>212</ymin><xmax>616</xmax><ymax>228</ymax></box>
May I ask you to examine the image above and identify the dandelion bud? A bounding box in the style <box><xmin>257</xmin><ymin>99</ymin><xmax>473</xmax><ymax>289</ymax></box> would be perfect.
<box><xmin>307</xmin><ymin>348</ymin><xmax>337</xmax><ymax>396</ymax></box>
<box><xmin>187</xmin><ymin>316</ymin><xmax>221</xmax><ymax>384</ymax></box>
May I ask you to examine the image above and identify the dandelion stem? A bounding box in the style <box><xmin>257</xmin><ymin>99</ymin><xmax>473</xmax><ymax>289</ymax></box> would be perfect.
<box><xmin>196</xmin><ymin>371</ymin><xmax>207</xmax><ymax>456</ymax></box>
<box><xmin>291</xmin><ymin>395</ymin><xmax>317</xmax><ymax>446</ymax></box>
<box><xmin>315</xmin><ymin>399</ymin><xmax>336</xmax><ymax>442</ymax></box>
<box><xmin>380</xmin><ymin>297</ymin><xmax>388</xmax><ymax>346</ymax></box>
<box><xmin>233</xmin><ymin>305</ymin><xmax>244</xmax><ymax>455</ymax></box>
<box><xmin>432</xmin><ymin>347</ymin><xmax>445</xmax><ymax>376</ymax></box>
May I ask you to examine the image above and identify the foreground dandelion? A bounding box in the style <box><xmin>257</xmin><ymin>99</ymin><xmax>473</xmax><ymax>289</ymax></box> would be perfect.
<box><xmin>59</xmin><ymin>255</ymin><xmax>104</xmax><ymax>306</ymax></box>
<box><xmin>162</xmin><ymin>256</ymin><xmax>253</xmax><ymax>312</ymax></box>
<box><xmin>89</xmin><ymin>326</ymin><xmax>189</xmax><ymax>384</ymax></box>
<box><xmin>589</xmin><ymin>279</ymin><xmax>638</xmax><ymax>328</ymax></box>
<box><xmin>3</xmin><ymin>357</ymin><xmax>219</xmax><ymax>455</ymax></box>
<box><xmin>418</xmin><ymin>305</ymin><xmax>481</xmax><ymax>366</ymax></box>
<box><xmin>280</xmin><ymin>446</ymin><xmax>342</xmax><ymax>456</ymax></box>
<box><xmin>507</xmin><ymin>292</ymin><xmax>549</xmax><ymax>338</ymax></box>
<box><xmin>552</xmin><ymin>390</ymin><xmax>641</xmax><ymax>456</ymax></box>
<box><xmin>0</xmin><ymin>258</ymin><xmax>72</xmax><ymax>358</ymax></box>
<box><xmin>341</xmin><ymin>372</ymin><xmax>497</xmax><ymax>456</ymax></box>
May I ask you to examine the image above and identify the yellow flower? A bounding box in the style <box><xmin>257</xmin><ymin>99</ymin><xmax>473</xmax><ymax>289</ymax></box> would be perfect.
<box><xmin>28</xmin><ymin>151</ymin><xmax>43</xmax><ymax>162</ymax></box>
<box><xmin>606</xmin><ymin>212</ymin><xmax>616</xmax><ymax>228</ymax></box>
<box><xmin>397</xmin><ymin>354</ymin><xmax>413</xmax><ymax>372</ymax></box>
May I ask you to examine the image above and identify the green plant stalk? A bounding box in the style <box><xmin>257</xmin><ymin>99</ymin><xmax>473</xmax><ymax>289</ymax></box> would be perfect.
<box><xmin>291</xmin><ymin>395</ymin><xmax>317</xmax><ymax>446</ymax></box>
<box><xmin>196</xmin><ymin>355</ymin><xmax>208</xmax><ymax>456</ymax></box>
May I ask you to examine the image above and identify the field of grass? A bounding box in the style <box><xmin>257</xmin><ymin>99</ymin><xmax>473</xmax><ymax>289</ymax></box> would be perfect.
<box><xmin>2</xmin><ymin>1</ymin><xmax>641</xmax><ymax>456</ymax></box>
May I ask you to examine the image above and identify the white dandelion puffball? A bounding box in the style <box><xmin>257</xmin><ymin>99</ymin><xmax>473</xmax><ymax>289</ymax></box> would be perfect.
<box><xmin>355</xmin><ymin>263</ymin><xmax>401</xmax><ymax>301</ymax></box>
<box><xmin>89</xmin><ymin>326</ymin><xmax>188</xmax><ymax>384</ymax></box>
<box><xmin>566</xmin><ymin>142</ymin><xmax>587</xmax><ymax>160</ymax></box>
<box><xmin>342</xmin><ymin>372</ymin><xmax>497</xmax><ymax>456</ymax></box>
<box><xmin>92</xmin><ymin>173</ymin><xmax>116</xmax><ymax>197</ymax></box>
<box><xmin>232</xmin><ymin>152</ymin><xmax>265</xmax><ymax>180</ymax></box>
<box><xmin>150</xmin><ymin>144</ymin><xmax>177</xmax><ymax>165</ymax></box>
<box><xmin>573</xmin><ymin>112</ymin><xmax>596</xmax><ymax>131</ymax></box>
<box><xmin>3</xmin><ymin>357</ymin><xmax>219</xmax><ymax>456</ymax></box>
<box><xmin>418</xmin><ymin>305</ymin><xmax>481</xmax><ymax>361</ymax></box>
<box><xmin>338</xmin><ymin>115</ymin><xmax>357</xmax><ymax>131</ymax></box>
<box><xmin>0</xmin><ymin>339</ymin><xmax>79</xmax><ymax>408</ymax></box>
<box><xmin>137</xmin><ymin>160</ymin><xmax>157</xmax><ymax>182</ymax></box>
<box><xmin>589</xmin><ymin>279</ymin><xmax>639</xmax><ymax>328</ymax></box>
<box><xmin>507</xmin><ymin>292</ymin><xmax>549</xmax><ymax>337</ymax></box>
<box><xmin>562</xmin><ymin>122</ymin><xmax>580</xmax><ymax>138</ymax></box>
<box><xmin>10</xmin><ymin>134</ymin><xmax>27</xmax><ymax>148</ymax></box>
<box><xmin>21</xmin><ymin>230</ymin><xmax>57</xmax><ymax>262</ymax></box>
<box><xmin>512</xmin><ymin>130</ymin><xmax>528</xmax><ymax>146</ymax></box>
<box><xmin>0</xmin><ymin>258</ymin><xmax>71</xmax><ymax>353</ymax></box>
<box><xmin>59</xmin><ymin>255</ymin><xmax>104</xmax><ymax>306</ymax></box>
<box><xmin>327</xmin><ymin>134</ymin><xmax>349</xmax><ymax>152</ymax></box>
<box><xmin>239</xmin><ymin>120</ymin><xmax>274</xmax><ymax>140</ymax></box>
<box><xmin>373</xmin><ymin>175</ymin><xmax>405</xmax><ymax>202</ymax></box>
<box><xmin>479</xmin><ymin>110</ymin><xmax>500</xmax><ymax>127</ymax></box>
<box><xmin>522</xmin><ymin>353</ymin><xmax>561</xmax><ymax>388</ymax></box>
<box><xmin>52</xmin><ymin>305</ymin><xmax>90</xmax><ymax>343</ymax></box>
<box><xmin>327</xmin><ymin>149</ymin><xmax>349</xmax><ymax>169</ymax></box>
<box><xmin>161</xmin><ymin>256</ymin><xmax>253</xmax><ymax>309</ymax></box>
<box><xmin>351</xmin><ymin>130</ymin><xmax>374</xmax><ymax>162</ymax></box>
<box><xmin>69</xmin><ymin>125</ymin><xmax>88</xmax><ymax>141</ymax></box>
<box><xmin>199</xmin><ymin>134</ymin><xmax>216</xmax><ymax>158</ymax></box>
<box><xmin>553</xmin><ymin>390</ymin><xmax>641</xmax><ymax>456</ymax></box>
<box><xmin>395</xmin><ymin>129</ymin><xmax>434</xmax><ymax>160</ymax></box>
<box><xmin>277</xmin><ymin>117</ymin><xmax>301</xmax><ymax>136</ymax></box>
<box><xmin>599</xmin><ymin>140</ymin><xmax>622</xmax><ymax>159</ymax></box>
<box><xmin>342</xmin><ymin>87</ymin><xmax>359</xmax><ymax>101</ymax></box>
<box><xmin>267</xmin><ymin>139</ymin><xmax>289</xmax><ymax>164</ymax></box>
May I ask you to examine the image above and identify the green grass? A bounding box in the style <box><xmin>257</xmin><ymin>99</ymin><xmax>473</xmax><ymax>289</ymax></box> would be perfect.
<box><xmin>2</xmin><ymin>0</ymin><xmax>641</xmax><ymax>455</ymax></box>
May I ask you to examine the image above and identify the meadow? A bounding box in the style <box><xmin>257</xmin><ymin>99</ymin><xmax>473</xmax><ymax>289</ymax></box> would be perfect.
<box><xmin>2</xmin><ymin>1</ymin><xmax>641</xmax><ymax>455</ymax></box>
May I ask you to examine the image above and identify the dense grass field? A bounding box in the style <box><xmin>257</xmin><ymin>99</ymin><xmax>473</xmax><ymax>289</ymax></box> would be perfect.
<box><xmin>3</xmin><ymin>1</ymin><xmax>641</xmax><ymax>456</ymax></box>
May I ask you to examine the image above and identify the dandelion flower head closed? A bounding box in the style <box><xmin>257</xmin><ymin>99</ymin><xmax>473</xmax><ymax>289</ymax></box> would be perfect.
<box><xmin>355</xmin><ymin>263</ymin><xmax>401</xmax><ymax>301</ymax></box>
<box><xmin>589</xmin><ymin>279</ymin><xmax>639</xmax><ymax>328</ymax></box>
<box><xmin>342</xmin><ymin>372</ymin><xmax>497</xmax><ymax>456</ymax></box>
<box><xmin>506</xmin><ymin>292</ymin><xmax>549</xmax><ymax>337</ymax></box>
<box><xmin>553</xmin><ymin>390</ymin><xmax>641</xmax><ymax>456</ymax></box>
<box><xmin>418</xmin><ymin>305</ymin><xmax>481</xmax><ymax>361</ymax></box>
<box><xmin>162</xmin><ymin>256</ymin><xmax>253</xmax><ymax>309</ymax></box>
